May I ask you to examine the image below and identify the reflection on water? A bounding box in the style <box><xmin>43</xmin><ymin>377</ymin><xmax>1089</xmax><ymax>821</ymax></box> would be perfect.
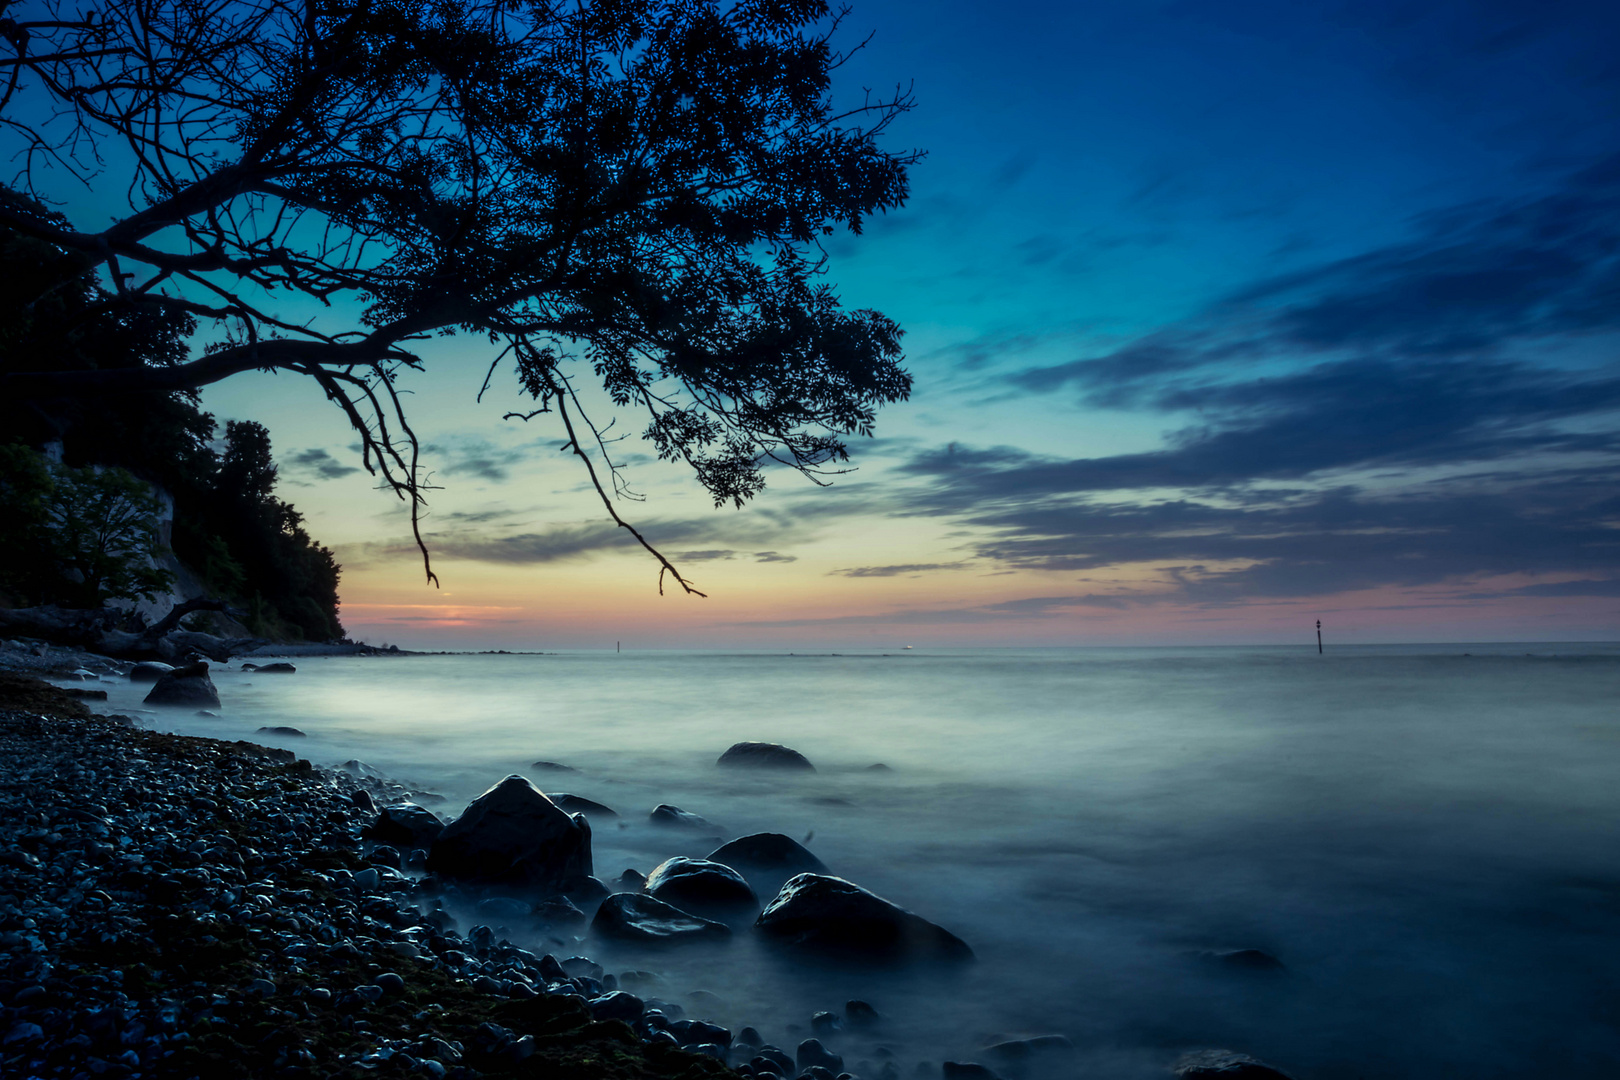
<box><xmin>92</xmin><ymin>644</ymin><xmax>1620</xmax><ymax>1078</ymax></box>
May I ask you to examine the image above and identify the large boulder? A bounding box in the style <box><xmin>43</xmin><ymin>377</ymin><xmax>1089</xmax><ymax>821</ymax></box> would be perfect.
<box><xmin>426</xmin><ymin>775</ymin><xmax>593</xmax><ymax>894</ymax></box>
<box><xmin>127</xmin><ymin>661</ymin><xmax>175</xmax><ymax>683</ymax></box>
<box><xmin>363</xmin><ymin>803</ymin><xmax>446</xmax><ymax>850</ymax></box>
<box><xmin>717</xmin><ymin>741</ymin><xmax>815</xmax><ymax>771</ymax></box>
<box><xmin>143</xmin><ymin>662</ymin><xmax>220</xmax><ymax>707</ymax></box>
<box><xmin>709</xmin><ymin>833</ymin><xmax>828</xmax><ymax>877</ymax></box>
<box><xmin>592</xmin><ymin>892</ymin><xmax>732</xmax><ymax>944</ymax></box>
<box><xmin>644</xmin><ymin>858</ymin><xmax>758</xmax><ymax>920</ymax></box>
<box><xmin>756</xmin><ymin>874</ymin><xmax>973</xmax><ymax>963</ymax></box>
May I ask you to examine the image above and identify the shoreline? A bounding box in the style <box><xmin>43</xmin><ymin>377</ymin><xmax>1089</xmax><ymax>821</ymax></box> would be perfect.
<box><xmin>0</xmin><ymin>703</ymin><xmax>737</xmax><ymax>1080</ymax></box>
<box><xmin>0</xmin><ymin>643</ymin><xmax>1299</xmax><ymax>1080</ymax></box>
<box><xmin>0</xmin><ymin>661</ymin><xmax>1041</xmax><ymax>1080</ymax></box>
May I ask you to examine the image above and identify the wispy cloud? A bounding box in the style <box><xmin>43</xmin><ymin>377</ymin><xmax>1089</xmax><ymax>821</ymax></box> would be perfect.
<box><xmin>283</xmin><ymin>447</ymin><xmax>362</xmax><ymax>481</ymax></box>
<box><xmin>879</xmin><ymin>160</ymin><xmax>1620</xmax><ymax>606</ymax></box>
<box><xmin>829</xmin><ymin>562</ymin><xmax>971</xmax><ymax>578</ymax></box>
<box><xmin>1010</xmin><ymin>156</ymin><xmax>1620</xmax><ymax>405</ymax></box>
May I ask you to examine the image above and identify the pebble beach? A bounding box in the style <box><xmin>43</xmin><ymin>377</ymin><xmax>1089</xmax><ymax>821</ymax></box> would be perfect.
<box><xmin>0</xmin><ymin>646</ymin><xmax>1117</xmax><ymax>1080</ymax></box>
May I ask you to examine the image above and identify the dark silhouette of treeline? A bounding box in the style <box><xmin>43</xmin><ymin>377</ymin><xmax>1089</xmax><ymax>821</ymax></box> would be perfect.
<box><xmin>0</xmin><ymin>210</ymin><xmax>343</xmax><ymax>641</ymax></box>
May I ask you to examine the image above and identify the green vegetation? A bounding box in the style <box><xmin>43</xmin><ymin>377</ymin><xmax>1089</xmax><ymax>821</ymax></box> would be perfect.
<box><xmin>0</xmin><ymin>214</ymin><xmax>343</xmax><ymax>640</ymax></box>
<box><xmin>0</xmin><ymin>447</ymin><xmax>175</xmax><ymax>608</ymax></box>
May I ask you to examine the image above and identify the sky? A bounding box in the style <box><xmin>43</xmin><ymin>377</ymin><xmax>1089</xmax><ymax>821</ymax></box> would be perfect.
<box><xmin>197</xmin><ymin>0</ymin><xmax>1620</xmax><ymax>649</ymax></box>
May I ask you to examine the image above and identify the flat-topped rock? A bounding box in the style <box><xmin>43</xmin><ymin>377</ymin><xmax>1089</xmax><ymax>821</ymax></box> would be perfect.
<box><xmin>143</xmin><ymin>662</ymin><xmax>219</xmax><ymax>707</ymax></box>
<box><xmin>592</xmin><ymin>892</ymin><xmax>732</xmax><ymax>944</ymax></box>
<box><xmin>127</xmin><ymin>661</ymin><xmax>174</xmax><ymax>683</ymax></box>
<box><xmin>717</xmin><ymin>741</ymin><xmax>815</xmax><ymax>771</ymax></box>
<box><xmin>756</xmin><ymin>873</ymin><xmax>973</xmax><ymax>963</ymax></box>
<box><xmin>426</xmin><ymin>775</ymin><xmax>592</xmax><ymax>894</ymax></box>
<box><xmin>256</xmin><ymin>662</ymin><xmax>297</xmax><ymax>673</ymax></box>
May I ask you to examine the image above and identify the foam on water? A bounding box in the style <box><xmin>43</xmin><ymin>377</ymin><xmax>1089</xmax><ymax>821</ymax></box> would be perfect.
<box><xmin>86</xmin><ymin>644</ymin><xmax>1620</xmax><ymax>1078</ymax></box>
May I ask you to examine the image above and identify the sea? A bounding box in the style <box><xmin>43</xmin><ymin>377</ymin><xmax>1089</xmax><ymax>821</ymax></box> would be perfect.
<box><xmin>80</xmin><ymin>644</ymin><xmax>1620</xmax><ymax>1078</ymax></box>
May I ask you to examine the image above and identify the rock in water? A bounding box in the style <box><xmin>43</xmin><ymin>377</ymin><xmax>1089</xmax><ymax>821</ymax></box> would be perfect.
<box><xmin>983</xmin><ymin>1036</ymin><xmax>1074</xmax><ymax>1064</ymax></box>
<box><xmin>256</xmin><ymin>726</ymin><xmax>306</xmax><ymax>737</ymax></box>
<box><xmin>717</xmin><ymin>741</ymin><xmax>815</xmax><ymax>771</ymax></box>
<box><xmin>756</xmin><ymin>874</ymin><xmax>973</xmax><ymax>963</ymax></box>
<box><xmin>644</xmin><ymin>858</ymin><xmax>758</xmax><ymax>920</ymax></box>
<box><xmin>592</xmin><ymin>893</ymin><xmax>732</xmax><ymax>944</ymax></box>
<box><xmin>426</xmin><ymin>775</ymin><xmax>593</xmax><ymax>894</ymax></box>
<box><xmin>127</xmin><ymin>661</ymin><xmax>174</xmax><ymax>683</ymax></box>
<box><xmin>364</xmin><ymin>803</ymin><xmax>446</xmax><ymax>849</ymax></box>
<box><xmin>1174</xmin><ymin>1051</ymin><xmax>1295</xmax><ymax>1079</ymax></box>
<box><xmin>143</xmin><ymin>662</ymin><xmax>220</xmax><ymax>707</ymax></box>
<box><xmin>531</xmin><ymin>760</ymin><xmax>577</xmax><ymax>772</ymax></box>
<box><xmin>544</xmin><ymin>793</ymin><xmax>618</xmax><ymax>818</ymax></box>
<box><xmin>256</xmin><ymin>661</ymin><xmax>297</xmax><ymax>673</ymax></box>
<box><xmin>649</xmin><ymin>804</ymin><xmax>721</xmax><ymax>832</ymax></box>
<box><xmin>708</xmin><ymin>833</ymin><xmax>828</xmax><ymax>877</ymax></box>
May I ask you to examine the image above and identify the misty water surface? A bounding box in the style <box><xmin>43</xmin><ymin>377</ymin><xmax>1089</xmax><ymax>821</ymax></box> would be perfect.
<box><xmin>84</xmin><ymin>645</ymin><xmax>1620</xmax><ymax>1078</ymax></box>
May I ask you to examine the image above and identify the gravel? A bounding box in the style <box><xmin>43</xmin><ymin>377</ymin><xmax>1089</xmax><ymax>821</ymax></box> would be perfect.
<box><xmin>0</xmin><ymin>705</ymin><xmax>738</xmax><ymax>1080</ymax></box>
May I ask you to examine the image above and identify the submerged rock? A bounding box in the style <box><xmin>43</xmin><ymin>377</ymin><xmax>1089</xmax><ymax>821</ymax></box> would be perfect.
<box><xmin>1174</xmin><ymin>1050</ymin><xmax>1296</xmax><ymax>1079</ymax></box>
<box><xmin>845</xmin><ymin>999</ymin><xmax>880</xmax><ymax>1028</ymax></box>
<box><xmin>545</xmin><ymin>792</ymin><xmax>618</xmax><ymax>818</ymax></box>
<box><xmin>531</xmin><ymin>760</ymin><xmax>577</xmax><ymax>772</ymax></box>
<box><xmin>143</xmin><ymin>661</ymin><xmax>220</xmax><ymax>707</ymax></box>
<box><xmin>983</xmin><ymin>1035</ymin><xmax>1074</xmax><ymax>1064</ymax></box>
<box><xmin>363</xmin><ymin>802</ymin><xmax>446</xmax><ymax>850</ymax></box>
<box><xmin>533</xmin><ymin>895</ymin><xmax>587</xmax><ymax>930</ymax></box>
<box><xmin>717</xmin><ymin>741</ymin><xmax>815</xmax><ymax>771</ymax></box>
<box><xmin>592</xmin><ymin>892</ymin><xmax>732</xmax><ymax>944</ymax></box>
<box><xmin>256</xmin><ymin>661</ymin><xmax>297</xmax><ymax>673</ymax></box>
<box><xmin>649</xmin><ymin>804</ymin><xmax>721</xmax><ymax>832</ymax></box>
<box><xmin>797</xmin><ymin>1038</ymin><xmax>843</xmax><ymax>1073</ymax></box>
<box><xmin>756</xmin><ymin>874</ymin><xmax>973</xmax><ymax>963</ymax></box>
<box><xmin>708</xmin><ymin>833</ymin><xmax>828</xmax><ymax>877</ymax></box>
<box><xmin>426</xmin><ymin>775</ymin><xmax>593</xmax><ymax>894</ymax></box>
<box><xmin>644</xmin><ymin>857</ymin><xmax>758</xmax><ymax>920</ymax></box>
<box><xmin>257</xmin><ymin>725</ymin><xmax>306</xmax><ymax>737</ymax></box>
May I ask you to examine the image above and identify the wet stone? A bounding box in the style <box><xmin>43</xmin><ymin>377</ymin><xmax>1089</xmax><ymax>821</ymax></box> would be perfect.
<box><xmin>799</xmin><ymin>1038</ymin><xmax>844</xmax><ymax>1074</ymax></box>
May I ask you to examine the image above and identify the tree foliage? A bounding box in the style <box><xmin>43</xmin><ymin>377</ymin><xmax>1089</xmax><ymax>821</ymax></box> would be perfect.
<box><xmin>0</xmin><ymin>446</ymin><xmax>175</xmax><ymax>608</ymax></box>
<box><xmin>0</xmin><ymin>0</ymin><xmax>920</xmax><ymax>591</ymax></box>
<box><xmin>209</xmin><ymin>421</ymin><xmax>344</xmax><ymax>641</ymax></box>
<box><xmin>0</xmin><ymin>222</ymin><xmax>343</xmax><ymax>638</ymax></box>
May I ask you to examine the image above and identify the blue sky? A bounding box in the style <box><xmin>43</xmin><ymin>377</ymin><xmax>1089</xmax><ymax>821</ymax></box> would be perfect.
<box><xmin>200</xmin><ymin>0</ymin><xmax>1620</xmax><ymax>646</ymax></box>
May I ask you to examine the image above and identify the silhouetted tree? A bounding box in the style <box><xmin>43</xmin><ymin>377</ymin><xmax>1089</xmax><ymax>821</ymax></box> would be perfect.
<box><xmin>0</xmin><ymin>223</ymin><xmax>343</xmax><ymax>637</ymax></box>
<box><xmin>0</xmin><ymin>0</ymin><xmax>919</xmax><ymax>591</ymax></box>
<box><xmin>0</xmin><ymin>446</ymin><xmax>173</xmax><ymax>608</ymax></box>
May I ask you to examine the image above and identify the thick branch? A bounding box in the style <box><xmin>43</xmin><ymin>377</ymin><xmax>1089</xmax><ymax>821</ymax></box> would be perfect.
<box><xmin>2</xmin><ymin>338</ymin><xmax>413</xmax><ymax>398</ymax></box>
